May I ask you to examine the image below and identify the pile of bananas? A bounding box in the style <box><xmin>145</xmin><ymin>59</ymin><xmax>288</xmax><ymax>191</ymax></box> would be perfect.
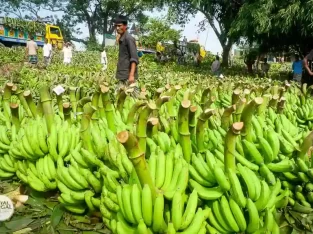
<box><xmin>3</xmin><ymin>17</ymin><xmax>46</xmax><ymax>34</ymax></box>
<box><xmin>2</xmin><ymin>78</ymin><xmax>313</xmax><ymax>233</ymax></box>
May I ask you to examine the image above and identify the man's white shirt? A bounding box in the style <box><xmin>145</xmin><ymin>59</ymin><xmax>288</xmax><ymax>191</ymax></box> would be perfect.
<box><xmin>43</xmin><ymin>43</ymin><xmax>52</xmax><ymax>57</ymax></box>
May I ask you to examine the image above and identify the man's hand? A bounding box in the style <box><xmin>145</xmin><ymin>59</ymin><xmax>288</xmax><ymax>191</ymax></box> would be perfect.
<box><xmin>116</xmin><ymin>34</ymin><xmax>121</xmax><ymax>42</ymax></box>
<box><xmin>128</xmin><ymin>74</ymin><xmax>135</xmax><ymax>84</ymax></box>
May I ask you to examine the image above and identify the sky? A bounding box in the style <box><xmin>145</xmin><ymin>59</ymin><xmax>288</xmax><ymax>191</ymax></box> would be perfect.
<box><xmin>74</xmin><ymin>10</ymin><xmax>224</xmax><ymax>54</ymax></box>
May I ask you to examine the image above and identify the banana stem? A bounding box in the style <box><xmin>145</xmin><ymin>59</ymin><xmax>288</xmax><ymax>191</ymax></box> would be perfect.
<box><xmin>189</xmin><ymin>105</ymin><xmax>198</xmax><ymax>143</ymax></box>
<box><xmin>221</xmin><ymin>105</ymin><xmax>236</xmax><ymax>130</ymax></box>
<box><xmin>225</xmin><ymin>122</ymin><xmax>243</xmax><ymax>171</ymax></box>
<box><xmin>3</xmin><ymin>82</ymin><xmax>13</xmax><ymax>119</ymax></box>
<box><xmin>178</xmin><ymin>100</ymin><xmax>192</xmax><ymax>162</ymax></box>
<box><xmin>12</xmin><ymin>86</ymin><xmax>32</xmax><ymax>117</ymax></box>
<box><xmin>10</xmin><ymin>103</ymin><xmax>20</xmax><ymax>130</ymax></box>
<box><xmin>23</xmin><ymin>90</ymin><xmax>37</xmax><ymax>117</ymax></box>
<box><xmin>269</xmin><ymin>94</ymin><xmax>279</xmax><ymax>108</ymax></box>
<box><xmin>136</xmin><ymin>102</ymin><xmax>157</xmax><ymax>152</ymax></box>
<box><xmin>153</xmin><ymin>88</ymin><xmax>165</xmax><ymax>101</ymax></box>
<box><xmin>257</xmin><ymin>94</ymin><xmax>271</xmax><ymax>118</ymax></box>
<box><xmin>196</xmin><ymin>109</ymin><xmax>214</xmax><ymax>153</ymax></box>
<box><xmin>69</xmin><ymin>87</ymin><xmax>77</xmax><ymax>113</ymax></box>
<box><xmin>154</xmin><ymin>96</ymin><xmax>170</xmax><ymax>117</ymax></box>
<box><xmin>117</xmin><ymin>131</ymin><xmax>156</xmax><ymax>200</ymax></box>
<box><xmin>277</xmin><ymin>97</ymin><xmax>286</xmax><ymax>114</ymax></box>
<box><xmin>56</xmin><ymin>93</ymin><xmax>63</xmax><ymax>114</ymax></box>
<box><xmin>146</xmin><ymin>117</ymin><xmax>159</xmax><ymax>139</ymax></box>
<box><xmin>77</xmin><ymin>97</ymin><xmax>92</xmax><ymax>113</ymax></box>
<box><xmin>243</xmin><ymin>89</ymin><xmax>250</xmax><ymax>102</ymax></box>
<box><xmin>233</xmin><ymin>98</ymin><xmax>246</xmax><ymax>122</ymax></box>
<box><xmin>240</xmin><ymin>97</ymin><xmax>263</xmax><ymax>141</ymax></box>
<box><xmin>298</xmin><ymin>131</ymin><xmax>313</xmax><ymax>160</ymax></box>
<box><xmin>116</xmin><ymin>90</ymin><xmax>127</xmax><ymax>115</ymax></box>
<box><xmin>100</xmin><ymin>85</ymin><xmax>116</xmax><ymax>133</ymax></box>
<box><xmin>80</xmin><ymin>104</ymin><xmax>96</xmax><ymax>152</ymax></box>
<box><xmin>63</xmin><ymin>103</ymin><xmax>71</xmax><ymax>124</ymax></box>
<box><xmin>232</xmin><ymin>89</ymin><xmax>241</xmax><ymax>105</ymax></box>
<box><xmin>200</xmin><ymin>87</ymin><xmax>211</xmax><ymax>107</ymax></box>
<box><xmin>126</xmin><ymin>101</ymin><xmax>145</xmax><ymax>126</ymax></box>
<box><xmin>39</xmin><ymin>86</ymin><xmax>54</xmax><ymax>133</ymax></box>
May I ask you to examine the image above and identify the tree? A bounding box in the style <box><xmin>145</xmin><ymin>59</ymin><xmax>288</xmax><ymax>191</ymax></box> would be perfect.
<box><xmin>164</xmin><ymin>0</ymin><xmax>245</xmax><ymax>66</ymax></box>
<box><xmin>139</xmin><ymin>18</ymin><xmax>182</xmax><ymax>48</ymax></box>
<box><xmin>230</xmin><ymin>0</ymin><xmax>313</xmax><ymax>56</ymax></box>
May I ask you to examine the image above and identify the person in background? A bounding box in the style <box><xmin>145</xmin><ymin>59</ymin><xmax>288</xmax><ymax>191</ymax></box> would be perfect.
<box><xmin>114</xmin><ymin>15</ymin><xmax>139</xmax><ymax>98</ymax></box>
<box><xmin>292</xmin><ymin>54</ymin><xmax>303</xmax><ymax>84</ymax></box>
<box><xmin>26</xmin><ymin>35</ymin><xmax>38</xmax><ymax>64</ymax></box>
<box><xmin>229</xmin><ymin>53</ymin><xmax>234</xmax><ymax>67</ymax></box>
<box><xmin>302</xmin><ymin>49</ymin><xmax>313</xmax><ymax>87</ymax></box>
<box><xmin>43</xmin><ymin>39</ymin><xmax>52</xmax><ymax>66</ymax></box>
<box><xmin>261</xmin><ymin>58</ymin><xmax>270</xmax><ymax>77</ymax></box>
<box><xmin>62</xmin><ymin>42</ymin><xmax>73</xmax><ymax>65</ymax></box>
<box><xmin>101</xmin><ymin>48</ymin><xmax>108</xmax><ymax>71</ymax></box>
<box><xmin>211</xmin><ymin>55</ymin><xmax>221</xmax><ymax>76</ymax></box>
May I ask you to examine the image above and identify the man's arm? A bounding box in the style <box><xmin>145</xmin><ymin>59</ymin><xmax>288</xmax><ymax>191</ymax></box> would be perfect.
<box><xmin>127</xmin><ymin>37</ymin><xmax>139</xmax><ymax>83</ymax></box>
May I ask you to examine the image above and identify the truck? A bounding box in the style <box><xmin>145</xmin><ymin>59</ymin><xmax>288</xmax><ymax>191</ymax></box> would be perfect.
<box><xmin>0</xmin><ymin>17</ymin><xmax>64</xmax><ymax>49</ymax></box>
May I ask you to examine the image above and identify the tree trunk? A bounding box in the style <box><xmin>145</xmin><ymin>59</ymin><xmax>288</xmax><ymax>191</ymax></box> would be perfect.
<box><xmin>221</xmin><ymin>42</ymin><xmax>232</xmax><ymax>67</ymax></box>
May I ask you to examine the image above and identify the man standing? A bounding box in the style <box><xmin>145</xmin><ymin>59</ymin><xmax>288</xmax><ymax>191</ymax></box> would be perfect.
<box><xmin>261</xmin><ymin>58</ymin><xmax>270</xmax><ymax>77</ymax></box>
<box><xmin>101</xmin><ymin>47</ymin><xmax>108</xmax><ymax>71</ymax></box>
<box><xmin>114</xmin><ymin>15</ymin><xmax>139</xmax><ymax>97</ymax></box>
<box><xmin>292</xmin><ymin>54</ymin><xmax>302</xmax><ymax>84</ymax></box>
<box><xmin>43</xmin><ymin>39</ymin><xmax>52</xmax><ymax>66</ymax></box>
<box><xmin>303</xmin><ymin>50</ymin><xmax>313</xmax><ymax>86</ymax></box>
<box><xmin>26</xmin><ymin>36</ymin><xmax>38</xmax><ymax>64</ymax></box>
<box><xmin>211</xmin><ymin>55</ymin><xmax>221</xmax><ymax>77</ymax></box>
<box><xmin>63</xmin><ymin>42</ymin><xmax>73</xmax><ymax>65</ymax></box>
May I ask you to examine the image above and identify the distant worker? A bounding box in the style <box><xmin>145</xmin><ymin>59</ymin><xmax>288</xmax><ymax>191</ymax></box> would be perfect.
<box><xmin>211</xmin><ymin>55</ymin><xmax>221</xmax><ymax>76</ymax></box>
<box><xmin>261</xmin><ymin>58</ymin><xmax>270</xmax><ymax>77</ymax></box>
<box><xmin>63</xmin><ymin>42</ymin><xmax>73</xmax><ymax>65</ymax></box>
<box><xmin>26</xmin><ymin>35</ymin><xmax>38</xmax><ymax>64</ymax></box>
<box><xmin>43</xmin><ymin>39</ymin><xmax>52</xmax><ymax>66</ymax></box>
<box><xmin>302</xmin><ymin>49</ymin><xmax>313</xmax><ymax>87</ymax></box>
<box><xmin>156</xmin><ymin>41</ymin><xmax>164</xmax><ymax>61</ymax></box>
<box><xmin>114</xmin><ymin>15</ymin><xmax>139</xmax><ymax>98</ymax></box>
<box><xmin>101</xmin><ymin>48</ymin><xmax>108</xmax><ymax>71</ymax></box>
<box><xmin>292</xmin><ymin>54</ymin><xmax>302</xmax><ymax>84</ymax></box>
<box><xmin>229</xmin><ymin>53</ymin><xmax>234</xmax><ymax>67</ymax></box>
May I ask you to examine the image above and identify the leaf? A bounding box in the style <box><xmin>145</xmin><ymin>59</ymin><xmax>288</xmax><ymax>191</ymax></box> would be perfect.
<box><xmin>51</xmin><ymin>204</ymin><xmax>64</xmax><ymax>228</ymax></box>
<box><xmin>4</xmin><ymin>217</ymin><xmax>34</xmax><ymax>231</ymax></box>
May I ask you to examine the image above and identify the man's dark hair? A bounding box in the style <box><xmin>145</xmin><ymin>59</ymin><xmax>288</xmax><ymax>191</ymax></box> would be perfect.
<box><xmin>114</xmin><ymin>15</ymin><xmax>128</xmax><ymax>25</ymax></box>
<box><xmin>295</xmin><ymin>54</ymin><xmax>300</xmax><ymax>61</ymax></box>
<box><xmin>216</xmin><ymin>55</ymin><xmax>220</xmax><ymax>60</ymax></box>
<box><xmin>30</xmin><ymin>35</ymin><xmax>34</xmax><ymax>40</ymax></box>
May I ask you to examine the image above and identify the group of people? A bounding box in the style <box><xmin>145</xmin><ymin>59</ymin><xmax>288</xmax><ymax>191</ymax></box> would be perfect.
<box><xmin>26</xmin><ymin>37</ymin><xmax>73</xmax><ymax>65</ymax></box>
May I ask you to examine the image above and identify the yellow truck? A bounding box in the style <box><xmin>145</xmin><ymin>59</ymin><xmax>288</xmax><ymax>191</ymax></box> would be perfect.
<box><xmin>0</xmin><ymin>17</ymin><xmax>64</xmax><ymax>49</ymax></box>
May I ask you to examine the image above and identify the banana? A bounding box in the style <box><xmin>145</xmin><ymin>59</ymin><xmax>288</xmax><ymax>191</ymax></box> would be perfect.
<box><xmin>148</xmin><ymin>152</ymin><xmax>157</xmax><ymax>185</ymax></box>
<box><xmin>257</xmin><ymin>136</ymin><xmax>274</xmax><ymax>163</ymax></box>
<box><xmin>237</xmin><ymin>163</ymin><xmax>256</xmax><ymax>201</ymax></box>
<box><xmin>137</xmin><ymin>219</ymin><xmax>149</xmax><ymax>234</ymax></box>
<box><xmin>227</xmin><ymin>169</ymin><xmax>246</xmax><ymax>208</ymax></box>
<box><xmin>242</xmin><ymin>140</ymin><xmax>264</xmax><ymax>165</ymax></box>
<box><xmin>71</xmin><ymin>148</ymin><xmax>89</xmax><ymax>168</ymax></box>
<box><xmin>179</xmin><ymin>208</ymin><xmax>204</xmax><ymax>234</ymax></box>
<box><xmin>79</xmin><ymin>168</ymin><xmax>102</xmax><ymax>193</ymax></box>
<box><xmin>180</xmin><ymin>189</ymin><xmax>198</xmax><ymax>230</ymax></box>
<box><xmin>116</xmin><ymin>185</ymin><xmax>126</xmax><ymax>218</ymax></box>
<box><xmin>142</xmin><ymin>184</ymin><xmax>153</xmax><ymax>226</ymax></box>
<box><xmin>233</xmin><ymin>151</ymin><xmax>259</xmax><ymax>171</ymax></box>
<box><xmin>246</xmin><ymin>198</ymin><xmax>259</xmax><ymax>233</ymax></box>
<box><xmin>192</xmin><ymin>154</ymin><xmax>214</xmax><ymax>183</ymax></box>
<box><xmin>220</xmin><ymin>196</ymin><xmax>240</xmax><ymax>232</ymax></box>
<box><xmin>267</xmin><ymin>158</ymin><xmax>294</xmax><ymax>172</ymax></box>
<box><xmin>152</xmin><ymin>191</ymin><xmax>165</xmax><ymax>233</ymax></box>
<box><xmin>131</xmin><ymin>184</ymin><xmax>143</xmax><ymax>224</ymax></box>
<box><xmin>59</xmin><ymin>166</ymin><xmax>84</xmax><ymax>191</ymax></box>
<box><xmin>296</xmin><ymin>158</ymin><xmax>309</xmax><ymax>173</ymax></box>
<box><xmin>229</xmin><ymin>197</ymin><xmax>247</xmax><ymax>232</ymax></box>
<box><xmin>189</xmin><ymin>179</ymin><xmax>223</xmax><ymax>200</ymax></box>
<box><xmin>212</xmin><ymin>200</ymin><xmax>232</xmax><ymax>231</ymax></box>
<box><xmin>161</xmin><ymin>151</ymin><xmax>174</xmax><ymax>190</ymax></box>
<box><xmin>68</xmin><ymin>165</ymin><xmax>89</xmax><ymax>189</ymax></box>
<box><xmin>189</xmin><ymin>165</ymin><xmax>213</xmax><ymax>187</ymax></box>
<box><xmin>155</xmin><ymin>149</ymin><xmax>166</xmax><ymax>188</ymax></box>
<box><xmin>259</xmin><ymin>164</ymin><xmax>276</xmax><ymax>185</ymax></box>
<box><xmin>213</xmin><ymin>166</ymin><xmax>230</xmax><ymax>191</ymax></box>
<box><xmin>265</xmin><ymin>178</ymin><xmax>282</xmax><ymax>209</ymax></box>
<box><xmin>206</xmin><ymin>207</ymin><xmax>229</xmax><ymax>233</ymax></box>
<box><xmin>265</xmin><ymin>129</ymin><xmax>280</xmax><ymax>160</ymax></box>
<box><xmin>171</xmin><ymin>190</ymin><xmax>183</xmax><ymax>231</ymax></box>
<box><xmin>117</xmin><ymin>212</ymin><xmax>136</xmax><ymax>234</ymax></box>
<box><xmin>122</xmin><ymin>185</ymin><xmax>136</xmax><ymax>224</ymax></box>
<box><xmin>63</xmin><ymin>204</ymin><xmax>86</xmax><ymax>214</ymax></box>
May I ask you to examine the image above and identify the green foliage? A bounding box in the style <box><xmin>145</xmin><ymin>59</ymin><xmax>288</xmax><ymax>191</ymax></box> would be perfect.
<box><xmin>140</xmin><ymin>18</ymin><xmax>182</xmax><ymax>48</ymax></box>
<box><xmin>230</xmin><ymin>0</ymin><xmax>313</xmax><ymax>55</ymax></box>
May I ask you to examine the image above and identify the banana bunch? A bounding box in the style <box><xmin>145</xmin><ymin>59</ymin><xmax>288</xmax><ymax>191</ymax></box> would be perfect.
<box><xmin>15</xmin><ymin>154</ymin><xmax>57</xmax><ymax>192</ymax></box>
<box><xmin>0</xmin><ymin>125</ymin><xmax>14</xmax><ymax>155</ymax></box>
<box><xmin>148</xmin><ymin>148</ymin><xmax>189</xmax><ymax>200</ymax></box>
<box><xmin>48</xmin><ymin>120</ymin><xmax>80</xmax><ymax>161</ymax></box>
<box><xmin>152</xmin><ymin>132</ymin><xmax>171</xmax><ymax>153</ymax></box>
<box><xmin>0</xmin><ymin>154</ymin><xmax>17</xmax><ymax>178</ymax></box>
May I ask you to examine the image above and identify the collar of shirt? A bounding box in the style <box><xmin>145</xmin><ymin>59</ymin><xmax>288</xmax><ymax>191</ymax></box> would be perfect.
<box><xmin>119</xmin><ymin>31</ymin><xmax>129</xmax><ymax>42</ymax></box>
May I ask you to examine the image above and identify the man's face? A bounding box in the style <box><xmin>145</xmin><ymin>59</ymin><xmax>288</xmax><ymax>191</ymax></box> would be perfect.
<box><xmin>115</xmin><ymin>23</ymin><xmax>127</xmax><ymax>34</ymax></box>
